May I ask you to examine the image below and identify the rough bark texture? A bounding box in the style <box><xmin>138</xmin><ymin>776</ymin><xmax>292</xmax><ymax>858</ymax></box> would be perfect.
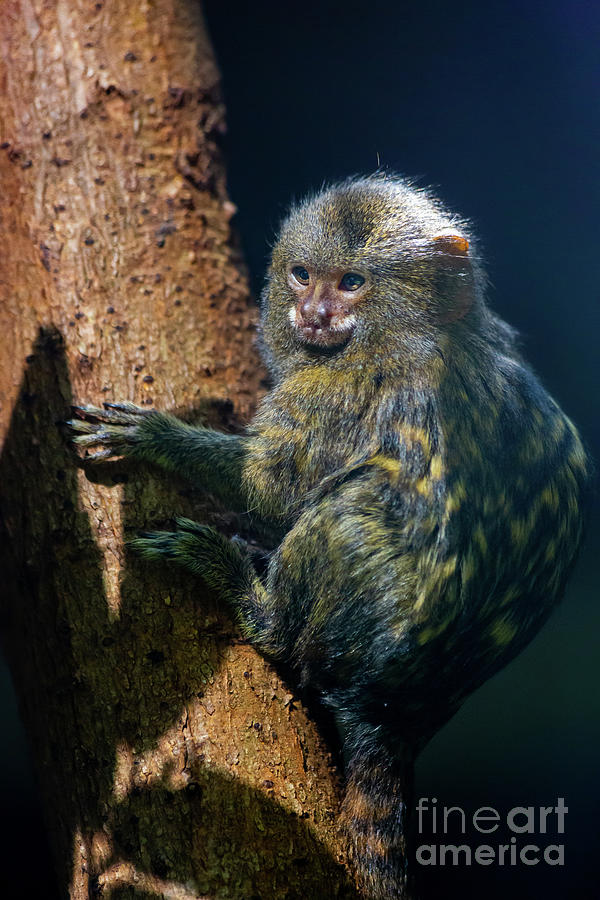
<box><xmin>0</xmin><ymin>2</ymin><xmax>353</xmax><ymax>897</ymax></box>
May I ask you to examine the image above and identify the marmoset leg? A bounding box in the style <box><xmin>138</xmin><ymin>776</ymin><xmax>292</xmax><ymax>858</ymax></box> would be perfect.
<box><xmin>131</xmin><ymin>517</ymin><xmax>282</xmax><ymax>657</ymax></box>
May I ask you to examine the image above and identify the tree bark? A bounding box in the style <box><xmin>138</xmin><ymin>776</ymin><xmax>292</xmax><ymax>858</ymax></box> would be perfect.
<box><xmin>0</xmin><ymin>2</ymin><xmax>353</xmax><ymax>897</ymax></box>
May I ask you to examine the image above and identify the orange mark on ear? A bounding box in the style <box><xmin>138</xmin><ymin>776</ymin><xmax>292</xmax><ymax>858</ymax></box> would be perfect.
<box><xmin>433</xmin><ymin>233</ymin><xmax>469</xmax><ymax>255</ymax></box>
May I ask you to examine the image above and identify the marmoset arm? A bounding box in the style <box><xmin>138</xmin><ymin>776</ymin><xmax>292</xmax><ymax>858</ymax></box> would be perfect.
<box><xmin>69</xmin><ymin>402</ymin><xmax>250</xmax><ymax>512</ymax></box>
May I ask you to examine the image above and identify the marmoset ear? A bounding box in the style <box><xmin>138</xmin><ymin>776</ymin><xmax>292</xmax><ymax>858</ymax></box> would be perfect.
<box><xmin>433</xmin><ymin>232</ymin><xmax>470</xmax><ymax>256</ymax></box>
<box><xmin>431</xmin><ymin>231</ymin><xmax>474</xmax><ymax>323</ymax></box>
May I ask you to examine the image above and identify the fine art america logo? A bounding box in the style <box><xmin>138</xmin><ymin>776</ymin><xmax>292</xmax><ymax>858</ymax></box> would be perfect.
<box><xmin>415</xmin><ymin>797</ymin><xmax>567</xmax><ymax>866</ymax></box>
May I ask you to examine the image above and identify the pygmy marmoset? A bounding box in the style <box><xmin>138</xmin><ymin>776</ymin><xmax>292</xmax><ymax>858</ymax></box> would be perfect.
<box><xmin>70</xmin><ymin>174</ymin><xmax>589</xmax><ymax>899</ymax></box>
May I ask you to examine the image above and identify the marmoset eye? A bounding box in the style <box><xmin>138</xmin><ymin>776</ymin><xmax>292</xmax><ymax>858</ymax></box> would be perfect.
<box><xmin>292</xmin><ymin>266</ymin><xmax>310</xmax><ymax>285</ymax></box>
<box><xmin>339</xmin><ymin>272</ymin><xmax>365</xmax><ymax>291</ymax></box>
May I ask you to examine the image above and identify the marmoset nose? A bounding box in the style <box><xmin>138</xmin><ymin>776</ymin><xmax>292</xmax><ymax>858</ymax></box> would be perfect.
<box><xmin>299</xmin><ymin>298</ymin><xmax>331</xmax><ymax>327</ymax></box>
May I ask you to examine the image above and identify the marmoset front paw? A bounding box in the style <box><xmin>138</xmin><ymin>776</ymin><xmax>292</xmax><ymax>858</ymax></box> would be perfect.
<box><xmin>67</xmin><ymin>402</ymin><xmax>161</xmax><ymax>460</ymax></box>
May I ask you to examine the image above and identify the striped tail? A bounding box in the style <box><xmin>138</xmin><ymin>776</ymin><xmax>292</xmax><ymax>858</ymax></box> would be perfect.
<box><xmin>341</xmin><ymin>740</ymin><xmax>415</xmax><ymax>899</ymax></box>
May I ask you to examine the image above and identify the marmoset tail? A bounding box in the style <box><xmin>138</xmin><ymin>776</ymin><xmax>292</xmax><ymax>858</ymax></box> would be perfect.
<box><xmin>69</xmin><ymin>174</ymin><xmax>589</xmax><ymax>899</ymax></box>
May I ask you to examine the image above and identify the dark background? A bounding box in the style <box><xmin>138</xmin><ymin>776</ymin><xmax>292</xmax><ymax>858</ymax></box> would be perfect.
<box><xmin>2</xmin><ymin>1</ymin><xmax>598</xmax><ymax>897</ymax></box>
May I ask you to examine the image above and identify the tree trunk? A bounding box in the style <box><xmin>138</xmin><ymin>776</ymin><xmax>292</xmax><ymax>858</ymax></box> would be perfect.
<box><xmin>0</xmin><ymin>2</ymin><xmax>353</xmax><ymax>897</ymax></box>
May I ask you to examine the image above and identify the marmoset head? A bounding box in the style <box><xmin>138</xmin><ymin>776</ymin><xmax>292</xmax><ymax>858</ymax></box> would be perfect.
<box><xmin>261</xmin><ymin>174</ymin><xmax>488</xmax><ymax>377</ymax></box>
